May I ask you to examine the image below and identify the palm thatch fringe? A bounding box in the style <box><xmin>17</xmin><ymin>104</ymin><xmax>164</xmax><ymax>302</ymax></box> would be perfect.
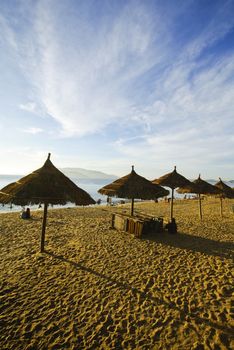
<box><xmin>152</xmin><ymin>166</ymin><xmax>193</xmax><ymax>220</ymax></box>
<box><xmin>0</xmin><ymin>154</ymin><xmax>95</xmax><ymax>206</ymax></box>
<box><xmin>0</xmin><ymin>153</ymin><xmax>95</xmax><ymax>252</ymax></box>
<box><xmin>177</xmin><ymin>174</ymin><xmax>221</xmax><ymax>220</ymax></box>
<box><xmin>214</xmin><ymin>178</ymin><xmax>234</xmax><ymax>217</ymax></box>
<box><xmin>98</xmin><ymin>166</ymin><xmax>169</xmax><ymax>216</ymax></box>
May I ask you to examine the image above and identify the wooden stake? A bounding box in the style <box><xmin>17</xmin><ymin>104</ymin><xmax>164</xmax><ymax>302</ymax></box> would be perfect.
<box><xmin>41</xmin><ymin>202</ymin><xmax>48</xmax><ymax>252</ymax></box>
<box><xmin>220</xmin><ymin>197</ymin><xmax>223</xmax><ymax>218</ymax></box>
<box><xmin>198</xmin><ymin>193</ymin><xmax>202</xmax><ymax>220</ymax></box>
<box><xmin>131</xmin><ymin>198</ymin><xmax>134</xmax><ymax>216</ymax></box>
<box><xmin>170</xmin><ymin>188</ymin><xmax>174</xmax><ymax>221</ymax></box>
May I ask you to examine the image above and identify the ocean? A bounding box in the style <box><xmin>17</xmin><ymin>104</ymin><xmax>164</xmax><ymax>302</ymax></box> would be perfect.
<box><xmin>0</xmin><ymin>175</ymin><xmax>108</xmax><ymax>213</ymax></box>
<box><xmin>0</xmin><ymin>175</ymin><xmax>233</xmax><ymax>214</ymax></box>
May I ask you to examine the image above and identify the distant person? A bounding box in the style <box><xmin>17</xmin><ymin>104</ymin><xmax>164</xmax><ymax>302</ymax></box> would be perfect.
<box><xmin>25</xmin><ymin>208</ymin><xmax>31</xmax><ymax>219</ymax></box>
<box><xmin>20</xmin><ymin>208</ymin><xmax>27</xmax><ymax>219</ymax></box>
<box><xmin>165</xmin><ymin>218</ymin><xmax>177</xmax><ymax>234</ymax></box>
<box><xmin>21</xmin><ymin>207</ymin><xmax>31</xmax><ymax>219</ymax></box>
<box><xmin>96</xmin><ymin>199</ymin><xmax>101</xmax><ymax>205</ymax></box>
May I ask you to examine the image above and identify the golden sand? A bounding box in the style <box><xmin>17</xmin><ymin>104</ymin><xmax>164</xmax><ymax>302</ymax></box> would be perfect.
<box><xmin>0</xmin><ymin>198</ymin><xmax>233</xmax><ymax>350</ymax></box>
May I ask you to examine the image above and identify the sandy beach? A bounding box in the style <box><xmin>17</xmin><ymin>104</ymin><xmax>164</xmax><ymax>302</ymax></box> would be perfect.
<box><xmin>0</xmin><ymin>198</ymin><xmax>233</xmax><ymax>349</ymax></box>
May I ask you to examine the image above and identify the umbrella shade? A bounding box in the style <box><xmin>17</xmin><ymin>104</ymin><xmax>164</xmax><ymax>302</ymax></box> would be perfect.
<box><xmin>98</xmin><ymin>166</ymin><xmax>169</xmax><ymax>216</ymax></box>
<box><xmin>214</xmin><ymin>178</ymin><xmax>234</xmax><ymax>199</ymax></box>
<box><xmin>0</xmin><ymin>154</ymin><xmax>95</xmax><ymax>251</ymax></box>
<box><xmin>214</xmin><ymin>178</ymin><xmax>234</xmax><ymax>217</ymax></box>
<box><xmin>177</xmin><ymin>175</ymin><xmax>221</xmax><ymax>196</ymax></box>
<box><xmin>152</xmin><ymin>166</ymin><xmax>192</xmax><ymax>189</ymax></box>
<box><xmin>152</xmin><ymin>166</ymin><xmax>192</xmax><ymax>220</ymax></box>
<box><xmin>0</xmin><ymin>154</ymin><xmax>95</xmax><ymax>206</ymax></box>
<box><xmin>177</xmin><ymin>174</ymin><xmax>221</xmax><ymax>219</ymax></box>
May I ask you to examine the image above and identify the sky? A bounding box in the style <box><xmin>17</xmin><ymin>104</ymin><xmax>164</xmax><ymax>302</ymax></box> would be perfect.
<box><xmin>0</xmin><ymin>0</ymin><xmax>234</xmax><ymax>180</ymax></box>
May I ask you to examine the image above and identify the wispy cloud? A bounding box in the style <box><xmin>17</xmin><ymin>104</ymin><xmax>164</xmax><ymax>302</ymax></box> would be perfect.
<box><xmin>19</xmin><ymin>102</ymin><xmax>37</xmax><ymax>113</ymax></box>
<box><xmin>1</xmin><ymin>0</ymin><xmax>171</xmax><ymax>136</ymax></box>
<box><xmin>21</xmin><ymin>127</ymin><xmax>43</xmax><ymax>134</ymax></box>
<box><xmin>0</xmin><ymin>0</ymin><xmax>234</xmax><ymax>177</ymax></box>
<box><xmin>0</xmin><ymin>148</ymin><xmax>48</xmax><ymax>174</ymax></box>
<box><xmin>34</xmin><ymin>1</ymin><xmax>163</xmax><ymax>136</ymax></box>
<box><xmin>0</xmin><ymin>13</ymin><xmax>18</xmax><ymax>50</ymax></box>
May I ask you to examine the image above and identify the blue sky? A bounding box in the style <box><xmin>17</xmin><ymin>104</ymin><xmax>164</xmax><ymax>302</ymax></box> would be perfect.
<box><xmin>0</xmin><ymin>0</ymin><xmax>234</xmax><ymax>180</ymax></box>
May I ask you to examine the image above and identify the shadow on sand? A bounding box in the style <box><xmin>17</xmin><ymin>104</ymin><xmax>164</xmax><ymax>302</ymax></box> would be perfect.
<box><xmin>142</xmin><ymin>231</ymin><xmax>234</xmax><ymax>260</ymax></box>
<box><xmin>44</xmin><ymin>250</ymin><xmax>233</xmax><ymax>337</ymax></box>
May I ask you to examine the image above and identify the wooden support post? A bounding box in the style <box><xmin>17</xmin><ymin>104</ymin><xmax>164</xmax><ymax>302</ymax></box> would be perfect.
<box><xmin>170</xmin><ymin>188</ymin><xmax>174</xmax><ymax>221</ymax></box>
<box><xmin>41</xmin><ymin>202</ymin><xmax>48</xmax><ymax>252</ymax></box>
<box><xmin>111</xmin><ymin>213</ymin><xmax>115</xmax><ymax>228</ymax></box>
<box><xmin>220</xmin><ymin>197</ymin><xmax>223</xmax><ymax>218</ymax></box>
<box><xmin>131</xmin><ymin>198</ymin><xmax>134</xmax><ymax>216</ymax></box>
<box><xmin>198</xmin><ymin>193</ymin><xmax>202</xmax><ymax>220</ymax></box>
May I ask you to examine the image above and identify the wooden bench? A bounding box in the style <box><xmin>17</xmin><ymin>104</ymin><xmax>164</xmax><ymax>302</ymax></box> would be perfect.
<box><xmin>111</xmin><ymin>213</ymin><xmax>163</xmax><ymax>238</ymax></box>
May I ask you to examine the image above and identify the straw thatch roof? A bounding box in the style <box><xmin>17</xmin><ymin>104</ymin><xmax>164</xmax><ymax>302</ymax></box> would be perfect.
<box><xmin>214</xmin><ymin>178</ymin><xmax>234</xmax><ymax>199</ymax></box>
<box><xmin>0</xmin><ymin>154</ymin><xmax>95</xmax><ymax>206</ymax></box>
<box><xmin>152</xmin><ymin>166</ymin><xmax>192</xmax><ymax>220</ymax></box>
<box><xmin>98</xmin><ymin>166</ymin><xmax>169</xmax><ymax>199</ymax></box>
<box><xmin>177</xmin><ymin>175</ymin><xmax>221</xmax><ymax>195</ymax></box>
<box><xmin>152</xmin><ymin>166</ymin><xmax>192</xmax><ymax>189</ymax></box>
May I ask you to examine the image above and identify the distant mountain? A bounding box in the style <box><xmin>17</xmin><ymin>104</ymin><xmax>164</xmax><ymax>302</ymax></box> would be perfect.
<box><xmin>0</xmin><ymin>174</ymin><xmax>23</xmax><ymax>180</ymax></box>
<box><xmin>189</xmin><ymin>179</ymin><xmax>234</xmax><ymax>184</ymax></box>
<box><xmin>0</xmin><ymin>172</ymin><xmax>233</xmax><ymax>186</ymax></box>
<box><xmin>59</xmin><ymin>167</ymin><xmax>118</xmax><ymax>183</ymax></box>
<box><xmin>204</xmin><ymin>179</ymin><xmax>218</xmax><ymax>184</ymax></box>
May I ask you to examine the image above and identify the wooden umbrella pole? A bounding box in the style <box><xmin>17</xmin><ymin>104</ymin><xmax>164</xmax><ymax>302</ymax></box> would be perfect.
<box><xmin>170</xmin><ymin>188</ymin><xmax>174</xmax><ymax>221</ymax></box>
<box><xmin>220</xmin><ymin>197</ymin><xmax>223</xmax><ymax>218</ymax></box>
<box><xmin>198</xmin><ymin>193</ymin><xmax>202</xmax><ymax>220</ymax></box>
<box><xmin>41</xmin><ymin>202</ymin><xmax>48</xmax><ymax>252</ymax></box>
<box><xmin>131</xmin><ymin>198</ymin><xmax>134</xmax><ymax>216</ymax></box>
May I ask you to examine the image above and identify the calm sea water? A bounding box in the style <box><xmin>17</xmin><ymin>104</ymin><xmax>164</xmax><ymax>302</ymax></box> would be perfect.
<box><xmin>0</xmin><ymin>176</ymin><xmax>108</xmax><ymax>213</ymax></box>
<box><xmin>0</xmin><ymin>175</ymin><xmax>233</xmax><ymax>213</ymax></box>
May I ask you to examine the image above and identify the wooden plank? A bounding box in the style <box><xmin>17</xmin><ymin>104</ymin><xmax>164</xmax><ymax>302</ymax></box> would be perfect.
<box><xmin>111</xmin><ymin>213</ymin><xmax>163</xmax><ymax>236</ymax></box>
<box><xmin>127</xmin><ymin>219</ymin><xmax>135</xmax><ymax>234</ymax></box>
<box><xmin>135</xmin><ymin>221</ymin><xmax>144</xmax><ymax>238</ymax></box>
<box><xmin>113</xmin><ymin>214</ymin><xmax>127</xmax><ymax>231</ymax></box>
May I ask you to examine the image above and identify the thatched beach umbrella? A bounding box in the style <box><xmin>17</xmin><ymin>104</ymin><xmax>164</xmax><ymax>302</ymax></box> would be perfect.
<box><xmin>98</xmin><ymin>166</ymin><xmax>169</xmax><ymax>216</ymax></box>
<box><xmin>152</xmin><ymin>166</ymin><xmax>192</xmax><ymax>220</ymax></box>
<box><xmin>214</xmin><ymin>178</ymin><xmax>234</xmax><ymax>217</ymax></box>
<box><xmin>0</xmin><ymin>153</ymin><xmax>95</xmax><ymax>252</ymax></box>
<box><xmin>177</xmin><ymin>174</ymin><xmax>221</xmax><ymax>220</ymax></box>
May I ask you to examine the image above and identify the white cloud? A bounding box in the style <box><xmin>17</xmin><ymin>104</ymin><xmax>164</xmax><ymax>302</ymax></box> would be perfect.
<box><xmin>3</xmin><ymin>0</ymin><xmax>233</xmax><ymax>137</ymax></box>
<box><xmin>19</xmin><ymin>102</ymin><xmax>37</xmax><ymax>113</ymax></box>
<box><xmin>0</xmin><ymin>149</ymin><xmax>48</xmax><ymax>174</ymax></box>
<box><xmin>185</xmin><ymin>4</ymin><xmax>234</xmax><ymax>60</ymax></box>
<box><xmin>0</xmin><ymin>0</ymin><xmax>234</xmax><ymax>178</ymax></box>
<box><xmin>2</xmin><ymin>0</ymin><xmax>171</xmax><ymax>136</ymax></box>
<box><xmin>21</xmin><ymin>127</ymin><xmax>43</xmax><ymax>134</ymax></box>
<box><xmin>0</xmin><ymin>13</ymin><xmax>18</xmax><ymax>50</ymax></box>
